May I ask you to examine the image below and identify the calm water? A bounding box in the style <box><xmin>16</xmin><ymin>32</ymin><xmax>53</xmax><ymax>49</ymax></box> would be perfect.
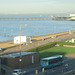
<box><xmin>0</xmin><ymin>14</ymin><xmax>75</xmax><ymax>42</ymax></box>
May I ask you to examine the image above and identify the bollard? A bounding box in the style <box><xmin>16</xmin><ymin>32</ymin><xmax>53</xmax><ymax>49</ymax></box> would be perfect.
<box><xmin>35</xmin><ymin>70</ymin><xmax>38</xmax><ymax>74</ymax></box>
<box><xmin>65</xmin><ymin>64</ymin><xmax>68</xmax><ymax>68</ymax></box>
<box><xmin>42</xmin><ymin>68</ymin><xmax>45</xmax><ymax>72</ymax></box>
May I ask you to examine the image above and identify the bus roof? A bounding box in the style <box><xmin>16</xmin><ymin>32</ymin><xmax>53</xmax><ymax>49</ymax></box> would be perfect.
<box><xmin>41</xmin><ymin>55</ymin><xmax>63</xmax><ymax>61</ymax></box>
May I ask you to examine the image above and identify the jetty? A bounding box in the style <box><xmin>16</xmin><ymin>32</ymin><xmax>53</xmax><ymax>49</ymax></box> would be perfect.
<box><xmin>0</xmin><ymin>17</ymin><xmax>51</xmax><ymax>20</ymax></box>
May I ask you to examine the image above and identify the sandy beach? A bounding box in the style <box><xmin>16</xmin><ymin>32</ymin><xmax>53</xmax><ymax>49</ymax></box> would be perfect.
<box><xmin>0</xmin><ymin>30</ymin><xmax>75</xmax><ymax>55</ymax></box>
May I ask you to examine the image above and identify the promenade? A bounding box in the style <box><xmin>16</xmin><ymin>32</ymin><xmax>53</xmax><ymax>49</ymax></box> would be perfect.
<box><xmin>0</xmin><ymin>30</ymin><xmax>75</xmax><ymax>54</ymax></box>
<box><xmin>0</xmin><ymin>30</ymin><xmax>74</xmax><ymax>49</ymax></box>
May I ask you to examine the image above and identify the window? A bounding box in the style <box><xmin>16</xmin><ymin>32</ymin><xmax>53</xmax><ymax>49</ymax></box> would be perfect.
<box><xmin>41</xmin><ymin>60</ymin><xmax>48</xmax><ymax>65</ymax></box>
<box><xmin>59</xmin><ymin>57</ymin><xmax>63</xmax><ymax>61</ymax></box>
<box><xmin>49</xmin><ymin>59</ymin><xmax>55</xmax><ymax>64</ymax></box>
<box><xmin>41</xmin><ymin>60</ymin><xmax>47</xmax><ymax>63</ymax></box>
<box><xmin>49</xmin><ymin>58</ymin><xmax>62</xmax><ymax>64</ymax></box>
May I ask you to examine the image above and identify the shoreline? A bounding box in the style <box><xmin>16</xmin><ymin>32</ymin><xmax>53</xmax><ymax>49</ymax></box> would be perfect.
<box><xmin>0</xmin><ymin>30</ymin><xmax>75</xmax><ymax>43</ymax></box>
<box><xmin>0</xmin><ymin>30</ymin><xmax>75</xmax><ymax>54</ymax></box>
<box><xmin>0</xmin><ymin>30</ymin><xmax>75</xmax><ymax>50</ymax></box>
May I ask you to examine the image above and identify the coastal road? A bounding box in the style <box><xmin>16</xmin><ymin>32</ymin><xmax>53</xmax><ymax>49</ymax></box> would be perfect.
<box><xmin>25</xmin><ymin>58</ymin><xmax>75</xmax><ymax>75</ymax></box>
<box><xmin>2</xmin><ymin>58</ymin><xmax>75</xmax><ymax>75</ymax></box>
<box><xmin>1</xmin><ymin>32</ymin><xmax>75</xmax><ymax>55</ymax></box>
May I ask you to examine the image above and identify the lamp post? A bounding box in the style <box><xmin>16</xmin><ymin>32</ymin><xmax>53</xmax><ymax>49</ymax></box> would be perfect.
<box><xmin>19</xmin><ymin>24</ymin><xmax>22</xmax><ymax>69</ymax></box>
<box><xmin>0</xmin><ymin>58</ymin><xmax>1</xmax><ymax>72</ymax></box>
<box><xmin>19</xmin><ymin>24</ymin><xmax>28</xmax><ymax>68</ymax></box>
<box><xmin>20</xmin><ymin>24</ymin><xmax>22</xmax><ymax>58</ymax></box>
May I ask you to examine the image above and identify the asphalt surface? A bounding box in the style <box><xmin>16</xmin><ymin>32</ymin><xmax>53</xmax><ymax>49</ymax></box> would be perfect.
<box><xmin>2</xmin><ymin>58</ymin><xmax>75</xmax><ymax>75</ymax></box>
<box><xmin>25</xmin><ymin>58</ymin><xmax>75</xmax><ymax>75</ymax></box>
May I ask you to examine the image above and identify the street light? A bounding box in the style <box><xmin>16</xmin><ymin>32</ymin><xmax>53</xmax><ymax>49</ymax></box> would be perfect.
<box><xmin>19</xmin><ymin>24</ymin><xmax>28</xmax><ymax>68</ymax></box>
<box><xmin>19</xmin><ymin>24</ymin><xmax>22</xmax><ymax>69</ymax></box>
<box><xmin>20</xmin><ymin>24</ymin><xmax>22</xmax><ymax>58</ymax></box>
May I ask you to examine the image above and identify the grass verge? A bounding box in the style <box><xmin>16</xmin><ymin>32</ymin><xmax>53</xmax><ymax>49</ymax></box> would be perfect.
<box><xmin>39</xmin><ymin>46</ymin><xmax>75</xmax><ymax>59</ymax></box>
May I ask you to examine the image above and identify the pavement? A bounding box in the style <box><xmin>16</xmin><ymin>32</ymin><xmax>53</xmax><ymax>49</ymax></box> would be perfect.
<box><xmin>1</xmin><ymin>32</ymin><xmax>75</xmax><ymax>55</ymax></box>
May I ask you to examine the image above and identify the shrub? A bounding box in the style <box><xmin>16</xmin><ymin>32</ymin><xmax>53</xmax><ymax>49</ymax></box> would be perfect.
<box><xmin>57</xmin><ymin>41</ymin><xmax>75</xmax><ymax>46</ymax></box>
<box><xmin>26</xmin><ymin>42</ymin><xmax>57</xmax><ymax>52</ymax></box>
<box><xmin>59</xmin><ymin>44</ymin><xmax>63</xmax><ymax>46</ymax></box>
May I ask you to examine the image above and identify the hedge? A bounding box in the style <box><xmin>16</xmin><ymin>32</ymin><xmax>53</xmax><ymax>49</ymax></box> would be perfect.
<box><xmin>26</xmin><ymin>42</ymin><xmax>57</xmax><ymax>52</ymax></box>
<box><xmin>57</xmin><ymin>41</ymin><xmax>75</xmax><ymax>46</ymax></box>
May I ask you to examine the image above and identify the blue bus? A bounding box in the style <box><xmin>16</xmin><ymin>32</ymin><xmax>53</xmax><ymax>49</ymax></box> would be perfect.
<box><xmin>40</xmin><ymin>55</ymin><xmax>64</xmax><ymax>68</ymax></box>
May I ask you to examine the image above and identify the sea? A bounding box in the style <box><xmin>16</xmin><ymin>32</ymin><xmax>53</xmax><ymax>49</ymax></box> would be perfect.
<box><xmin>0</xmin><ymin>14</ymin><xmax>75</xmax><ymax>42</ymax></box>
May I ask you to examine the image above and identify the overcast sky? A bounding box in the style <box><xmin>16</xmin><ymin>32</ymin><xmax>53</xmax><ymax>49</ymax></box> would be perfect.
<box><xmin>0</xmin><ymin>0</ymin><xmax>75</xmax><ymax>14</ymax></box>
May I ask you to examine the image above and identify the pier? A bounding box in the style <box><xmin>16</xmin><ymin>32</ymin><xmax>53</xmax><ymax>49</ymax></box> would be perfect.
<box><xmin>0</xmin><ymin>16</ymin><xmax>75</xmax><ymax>21</ymax></box>
<box><xmin>0</xmin><ymin>17</ymin><xmax>51</xmax><ymax>20</ymax></box>
<box><xmin>51</xmin><ymin>16</ymin><xmax>75</xmax><ymax>21</ymax></box>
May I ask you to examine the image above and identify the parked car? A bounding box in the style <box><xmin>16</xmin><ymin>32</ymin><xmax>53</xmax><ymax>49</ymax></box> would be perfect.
<box><xmin>12</xmin><ymin>69</ymin><xmax>26</xmax><ymax>75</ymax></box>
<box><xmin>0</xmin><ymin>48</ymin><xmax>3</xmax><ymax>51</ymax></box>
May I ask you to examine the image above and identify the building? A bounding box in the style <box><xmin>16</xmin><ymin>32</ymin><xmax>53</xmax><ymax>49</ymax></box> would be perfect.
<box><xmin>70</xmin><ymin>14</ymin><xmax>75</xmax><ymax>17</ymax></box>
<box><xmin>72</xmin><ymin>38</ymin><xmax>75</xmax><ymax>43</ymax></box>
<box><xmin>14</xmin><ymin>36</ymin><xmax>31</xmax><ymax>44</ymax></box>
<box><xmin>0</xmin><ymin>52</ymin><xmax>39</xmax><ymax>68</ymax></box>
<box><xmin>66</xmin><ymin>38</ymin><xmax>75</xmax><ymax>43</ymax></box>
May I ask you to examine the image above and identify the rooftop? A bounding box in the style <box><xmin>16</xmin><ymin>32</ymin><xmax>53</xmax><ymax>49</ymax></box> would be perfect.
<box><xmin>0</xmin><ymin>52</ymin><xmax>37</xmax><ymax>58</ymax></box>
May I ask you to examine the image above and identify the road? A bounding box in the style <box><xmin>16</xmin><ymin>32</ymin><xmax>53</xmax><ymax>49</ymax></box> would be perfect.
<box><xmin>1</xmin><ymin>58</ymin><xmax>75</xmax><ymax>75</ymax></box>
<box><xmin>25</xmin><ymin>58</ymin><xmax>75</xmax><ymax>75</ymax></box>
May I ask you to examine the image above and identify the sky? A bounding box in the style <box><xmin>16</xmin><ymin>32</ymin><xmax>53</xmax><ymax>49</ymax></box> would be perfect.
<box><xmin>0</xmin><ymin>0</ymin><xmax>75</xmax><ymax>14</ymax></box>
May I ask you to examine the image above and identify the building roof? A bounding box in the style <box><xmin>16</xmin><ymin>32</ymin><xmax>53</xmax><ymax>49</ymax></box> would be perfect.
<box><xmin>0</xmin><ymin>52</ymin><xmax>37</xmax><ymax>58</ymax></box>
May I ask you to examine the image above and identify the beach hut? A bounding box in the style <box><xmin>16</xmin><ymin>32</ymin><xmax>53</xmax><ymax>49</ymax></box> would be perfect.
<box><xmin>14</xmin><ymin>36</ymin><xmax>31</xmax><ymax>44</ymax></box>
<box><xmin>72</xmin><ymin>38</ymin><xmax>75</xmax><ymax>43</ymax></box>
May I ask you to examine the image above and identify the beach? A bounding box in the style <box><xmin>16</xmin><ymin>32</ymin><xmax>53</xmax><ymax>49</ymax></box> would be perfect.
<box><xmin>0</xmin><ymin>30</ymin><xmax>75</xmax><ymax>54</ymax></box>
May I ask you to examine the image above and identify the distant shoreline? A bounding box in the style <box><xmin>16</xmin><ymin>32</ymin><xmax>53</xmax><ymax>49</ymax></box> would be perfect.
<box><xmin>0</xmin><ymin>30</ymin><xmax>75</xmax><ymax>43</ymax></box>
<box><xmin>0</xmin><ymin>30</ymin><xmax>75</xmax><ymax>54</ymax></box>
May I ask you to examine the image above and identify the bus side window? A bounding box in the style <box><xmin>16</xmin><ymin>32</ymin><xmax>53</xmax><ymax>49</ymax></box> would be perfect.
<box><xmin>55</xmin><ymin>58</ymin><xmax>60</xmax><ymax>63</ymax></box>
<box><xmin>49</xmin><ymin>60</ymin><xmax>52</xmax><ymax>64</ymax></box>
<box><xmin>49</xmin><ymin>60</ymin><xmax>51</xmax><ymax>64</ymax></box>
<box><xmin>54</xmin><ymin>58</ymin><xmax>56</xmax><ymax>63</ymax></box>
<box><xmin>49</xmin><ymin>59</ymin><xmax>55</xmax><ymax>64</ymax></box>
<box><xmin>60</xmin><ymin>57</ymin><xmax>63</xmax><ymax>61</ymax></box>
